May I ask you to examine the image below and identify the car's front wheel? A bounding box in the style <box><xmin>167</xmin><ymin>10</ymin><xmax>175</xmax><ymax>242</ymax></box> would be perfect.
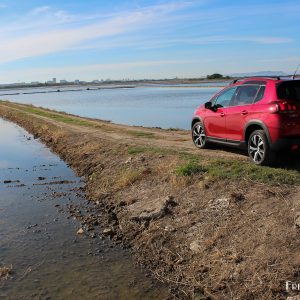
<box><xmin>192</xmin><ymin>122</ymin><xmax>209</xmax><ymax>149</ymax></box>
<box><xmin>248</xmin><ymin>130</ymin><xmax>275</xmax><ymax>165</ymax></box>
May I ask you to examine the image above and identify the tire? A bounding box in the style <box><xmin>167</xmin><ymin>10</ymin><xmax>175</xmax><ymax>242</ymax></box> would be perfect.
<box><xmin>248</xmin><ymin>130</ymin><xmax>275</xmax><ymax>166</ymax></box>
<box><xmin>192</xmin><ymin>121</ymin><xmax>209</xmax><ymax>149</ymax></box>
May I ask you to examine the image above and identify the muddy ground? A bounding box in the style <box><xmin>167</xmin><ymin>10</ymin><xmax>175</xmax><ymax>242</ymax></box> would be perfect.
<box><xmin>1</xmin><ymin>101</ymin><xmax>300</xmax><ymax>299</ymax></box>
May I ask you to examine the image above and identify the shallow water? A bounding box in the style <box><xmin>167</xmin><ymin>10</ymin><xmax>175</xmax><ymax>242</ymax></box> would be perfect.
<box><xmin>0</xmin><ymin>118</ymin><xmax>167</xmax><ymax>299</ymax></box>
<box><xmin>2</xmin><ymin>85</ymin><xmax>224</xmax><ymax>129</ymax></box>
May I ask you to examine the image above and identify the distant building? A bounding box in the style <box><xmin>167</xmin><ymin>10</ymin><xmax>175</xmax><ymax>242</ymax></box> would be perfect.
<box><xmin>46</xmin><ymin>78</ymin><xmax>57</xmax><ymax>84</ymax></box>
<box><xmin>60</xmin><ymin>80</ymin><xmax>68</xmax><ymax>84</ymax></box>
<box><xmin>74</xmin><ymin>80</ymin><xmax>80</xmax><ymax>84</ymax></box>
<box><xmin>12</xmin><ymin>82</ymin><xmax>26</xmax><ymax>86</ymax></box>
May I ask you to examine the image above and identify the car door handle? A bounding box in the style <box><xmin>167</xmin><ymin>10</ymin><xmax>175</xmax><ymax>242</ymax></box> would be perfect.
<box><xmin>241</xmin><ymin>110</ymin><xmax>248</xmax><ymax>115</ymax></box>
<box><xmin>220</xmin><ymin>112</ymin><xmax>225</xmax><ymax>117</ymax></box>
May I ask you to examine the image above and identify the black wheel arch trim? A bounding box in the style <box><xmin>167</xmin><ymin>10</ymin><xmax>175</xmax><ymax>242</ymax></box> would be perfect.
<box><xmin>191</xmin><ymin>117</ymin><xmax>204</xmax><ymax>129</ymax></box>
<box><xmin>244</xmin><ymin>120</ymin><xmax>272</xmax><ymax>145</ymax></box>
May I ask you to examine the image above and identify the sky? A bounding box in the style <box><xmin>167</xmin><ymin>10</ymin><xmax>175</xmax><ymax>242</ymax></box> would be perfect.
<box><xmin>0</xmin><ymin>0</ymin><xmax>299</xmax><ymax>83</ymax></box>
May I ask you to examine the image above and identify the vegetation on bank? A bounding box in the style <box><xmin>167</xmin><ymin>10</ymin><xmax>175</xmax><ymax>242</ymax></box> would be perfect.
<box><xmin>0</xmin><ymin>101</ymin><xmax>159</xmax><ymax>140</ymax></box>
<box><xmin>127</xmin><ymin>146</ymin><xmax>300</xmax><ymax>185</ymax></box>
<box><xmin>175</xmin><ymin>157</ymin><xmax>300</xmax><ymax>184</ymax></box>
<box><xmin>206</xmin><ymin>73</ymin><xmax>231</xmax><ymax>79</ymax></box>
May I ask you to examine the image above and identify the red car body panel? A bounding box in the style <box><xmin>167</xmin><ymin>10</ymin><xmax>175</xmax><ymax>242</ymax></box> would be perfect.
<box><xmin>202</xmin><ymin>107</ymin><xmax>226</xmax><ymax>138</ymax></box>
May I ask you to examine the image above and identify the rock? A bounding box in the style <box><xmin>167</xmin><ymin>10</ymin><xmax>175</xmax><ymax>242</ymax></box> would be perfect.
<box><xmin>207</xmin><ymin>197</ymin><xmax>230</xmax><ymax>211</ymax></box>
<box><xmin>189</xmin><ymin>240</ymin><xmax>202</xmax><ymax>253</ymax></box>
<box><xmin>164</xmin><ymin>225</ymin><xmax>175</xmax><ymax>232</ymax></box>
<box><xmin>129</xmin><ymin>196</ymin><xmax>177</xmax><ymax>222</ymax></box>
<box><xmin>103</xmin><ymin>228</ymin><xmax>114</xmax><ymax>236</ymax></box>
<box><xmin>37</xmin><ymin>177</ymin><xmax>46</xmax><ymax>181</ymax></box>
<box><xmin>27</xmin><ymin>224</ymin><xmax>38</xmax><ymax>229</ymax></box>
<box><xmin>124</xmin><ymin>157</ymin><xmax>132</xmax><ymax>164</ymax></box>
<box><xmin>3</xmin><ymin>180</ymin><xmax>12</xmax><ymax>184</ymax></box>
<box><xmin>77</xmin><ymin>228</ymin><xmax>84</xmax><ymax>234</ymax></box>
<box><xmin>295</xmin><ymin>215</ymin><xmax>300</xmax><ymax>228</ymax></box>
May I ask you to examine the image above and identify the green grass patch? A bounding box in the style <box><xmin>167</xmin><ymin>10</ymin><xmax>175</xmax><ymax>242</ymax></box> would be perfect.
<box><xmin>208</xmin><ymin>159</ymin><xmax>300</xmax><ymax>185</ymax></box>
<box><xmin>176</xmin><ymin>160</ymin><xmax>208</xmax><ymax>176</ymax></box>
<box><xmin>22</xmin><ymin>106</ymin><xmax>96</xmax><ymax>127</ymax></box>
<box><xmin>175</xmin><ymin>156</ymin><xmax>300</xmax><ymax>185</ymax></box>
<box><xmin>127</xmin><ymin>131</ymin><xmax>156</xmax><ymax>139</ymax></box>
<box><xmin>128</xmin><ymin>146</ymin><xmax>146</xmax><ymax>155</ymax></box>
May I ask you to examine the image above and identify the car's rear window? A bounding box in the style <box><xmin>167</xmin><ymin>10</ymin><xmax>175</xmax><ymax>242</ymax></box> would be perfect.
<box><xmin>277</xmin><ymin>81</ymin><xmax>300</xmax><ymax>101</ymax></box>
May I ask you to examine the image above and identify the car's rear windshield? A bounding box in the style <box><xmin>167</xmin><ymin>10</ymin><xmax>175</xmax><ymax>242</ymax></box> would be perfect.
<box><xmin>277</xmin><ymin>80</ymin><xmax>300</xmax><ymax>101</ymax></box>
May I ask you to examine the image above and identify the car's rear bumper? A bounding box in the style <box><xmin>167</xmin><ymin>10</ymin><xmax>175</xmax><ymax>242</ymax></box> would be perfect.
<box><xmin>271</xmin><ymin>137</ymin><xmax>300</xmax><ymax>151</ymax></box>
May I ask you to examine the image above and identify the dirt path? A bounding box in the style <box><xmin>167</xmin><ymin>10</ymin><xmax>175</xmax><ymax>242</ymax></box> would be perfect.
<box><xmin>0</xmin><ymin>101</ymin><xmax>247</xmax><ymax>161</ymax></box>
<box><xmin>1</xmin><ymin>101</ymin><xmax>300</xmax><ymax>300</ymax></box>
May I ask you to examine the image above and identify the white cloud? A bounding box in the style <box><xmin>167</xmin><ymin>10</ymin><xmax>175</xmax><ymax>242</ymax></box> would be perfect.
<box><xmin>30</xmin><ymin>6</ymin><xmax>51</xmax><ymax>16</ymax></box>
<box><xmin>0</xmin><ymin>2</ymin><xmax>194</xmax><ymax>64</ymax></box>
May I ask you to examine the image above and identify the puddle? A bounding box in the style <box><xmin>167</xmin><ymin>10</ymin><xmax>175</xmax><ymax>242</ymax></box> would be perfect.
<box><xmin>0</xmin><ymin>118</ymin><xmax>167</xmax><ymax>299</ymax></box>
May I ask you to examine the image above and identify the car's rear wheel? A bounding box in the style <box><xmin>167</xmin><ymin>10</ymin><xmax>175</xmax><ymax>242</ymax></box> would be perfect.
<box><xmin>248</xmin><ymin>130</ymin><xmax>275</xmax><ymax>165</ymax></box>
<box><xmin>192</xmin><ymin>122</ymin><xmax>209</xmax><ymax>149</ymax></box>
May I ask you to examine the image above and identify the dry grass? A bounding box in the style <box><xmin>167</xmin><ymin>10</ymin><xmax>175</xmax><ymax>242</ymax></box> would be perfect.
<box><xmin>116</xmin><ymin>168</ymin><xmax>144</xmax><ymax>189</ymax></box>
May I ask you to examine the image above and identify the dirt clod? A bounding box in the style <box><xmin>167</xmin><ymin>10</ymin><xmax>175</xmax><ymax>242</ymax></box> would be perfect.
<box><xmin>77</xmin><ymin>228</ymin><xmax>84</xmax><ymax>234</ymax></box>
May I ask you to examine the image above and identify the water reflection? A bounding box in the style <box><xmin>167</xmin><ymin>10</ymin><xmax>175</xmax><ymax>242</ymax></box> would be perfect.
<box><xmin>0</xmin><ymin>118</ymin><xmax>167</xmax><ymax>299</ymax></box>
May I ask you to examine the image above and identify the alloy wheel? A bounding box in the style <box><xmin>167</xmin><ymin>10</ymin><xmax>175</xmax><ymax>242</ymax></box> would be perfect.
<box><xmin>192</xmin><ymin>124</ymin><xmax>206</xmax><ymax>147</ymax></box>
<box><xmin>249</xmin><ymin>134</ymin><xmax>265</xmax><ymax>163</ymax></box>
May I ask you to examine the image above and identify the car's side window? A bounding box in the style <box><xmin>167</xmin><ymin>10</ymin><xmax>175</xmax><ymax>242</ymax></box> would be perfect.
<box><xmin>214</xmin><ymin>87</ymin><xmax>237</xmax><ymax>108</ymax></box>
<box><xmin>231</xmin><ymin>85</ymin><xmax>261</xmax><ymax>106</ymax></box>
<box><xmin>254</xmin><ymin>86</ymin><xmax>266</xmax><ymax>102</ymax></box>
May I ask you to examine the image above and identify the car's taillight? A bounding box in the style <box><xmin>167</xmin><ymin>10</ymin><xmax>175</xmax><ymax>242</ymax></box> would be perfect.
<box><xmin>270</xmin><ymin>101</ymin><xmax>298</xmax><ymax>113</ymax></box>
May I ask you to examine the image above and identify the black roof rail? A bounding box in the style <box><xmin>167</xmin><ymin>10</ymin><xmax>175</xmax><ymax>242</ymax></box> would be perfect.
<box><xmin>229</xmin><ymin>76</ymin><xmax>282</xmax><ymax>85</ymax></box>
<box><xmin>229</xmin><ymin>79</ymin><xmax>241</xmax><ymax>85</ymax></box>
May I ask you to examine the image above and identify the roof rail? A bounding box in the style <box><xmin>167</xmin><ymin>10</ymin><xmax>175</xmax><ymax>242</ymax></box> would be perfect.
<box><xmin>229</xmin><ymin>76</ymin><xmax>281</xmax><ymax>85</ymax></box>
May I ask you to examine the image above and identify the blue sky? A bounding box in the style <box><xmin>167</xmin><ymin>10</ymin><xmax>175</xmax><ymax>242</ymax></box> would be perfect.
<box><xmin>0</xmin><ymin>0</ymin><xmax>299</xmax><ymax>83</ymax></box>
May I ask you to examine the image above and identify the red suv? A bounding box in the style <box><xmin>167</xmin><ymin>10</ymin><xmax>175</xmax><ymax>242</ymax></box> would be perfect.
<box><xmin>191</xmin><ymin>77</ymin><xmax>300</xmax><ymax>165</ymax></box>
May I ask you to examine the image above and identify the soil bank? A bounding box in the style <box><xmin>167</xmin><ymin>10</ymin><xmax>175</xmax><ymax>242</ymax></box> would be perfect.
<box><xmin>1</xmin><ymin>100</ymin><xmax>300</xmax><ymax>299</ymax></box>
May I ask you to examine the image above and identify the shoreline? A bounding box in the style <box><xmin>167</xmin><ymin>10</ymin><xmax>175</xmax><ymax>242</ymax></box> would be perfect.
<box><xmin>1</xmin><ymin>101</ymin><xmax>300</xmax><ymax>299</ymax></box>
<box><xmin>0</xmin><ymin>84</ymin><xmax>226</xmax><ymax>97</ymax></box>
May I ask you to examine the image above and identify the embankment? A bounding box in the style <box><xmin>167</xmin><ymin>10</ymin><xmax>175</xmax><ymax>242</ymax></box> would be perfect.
<box><xmin>0</xmin><ymin>100</ymin><xmax>300</xmax><ymax>299</ymax></box>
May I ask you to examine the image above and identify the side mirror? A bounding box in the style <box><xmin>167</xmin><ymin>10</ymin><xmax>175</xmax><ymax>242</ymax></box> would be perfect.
<box><xmin>204</xmin><ymin>101</ymin><xmax>212</xmax><ymax>109</ymax></box>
